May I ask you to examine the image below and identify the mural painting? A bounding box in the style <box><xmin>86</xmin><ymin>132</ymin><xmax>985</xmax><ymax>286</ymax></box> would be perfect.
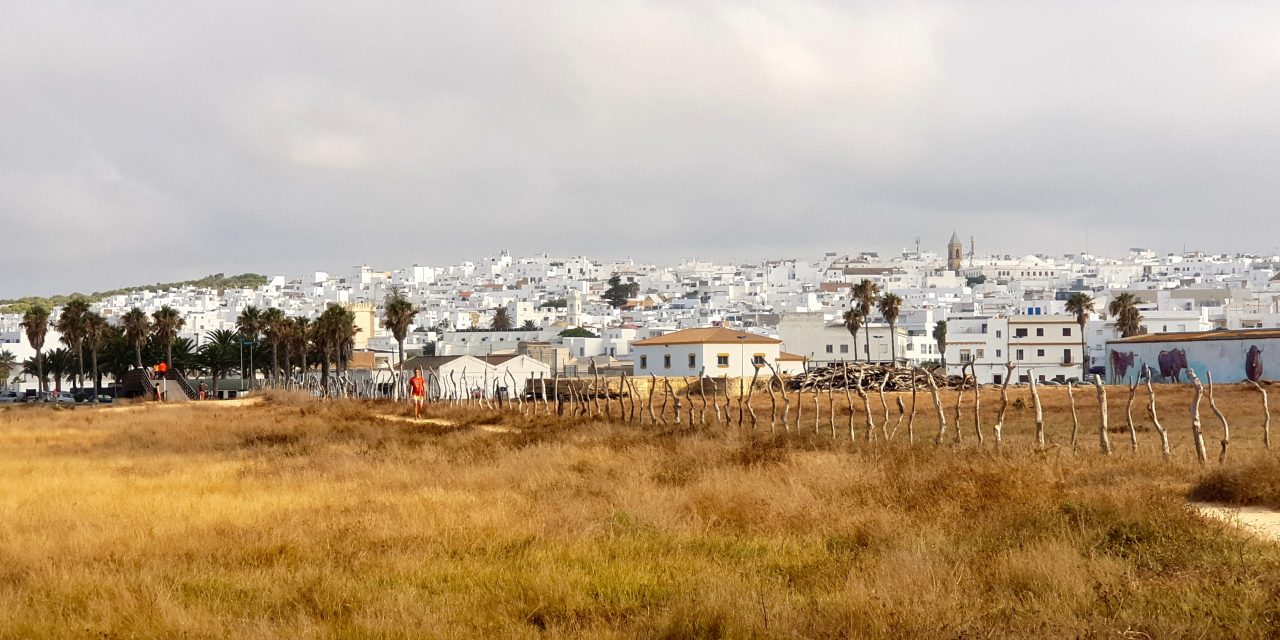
<box><xmin>1246</xmin><ymin>345</ymin><xmax>1264</xmax><ymax>382</ymax></box>
<box><xmin>1110</xmin><ymin>351</ymin><xmax>1137</xmax><ymax>382</ymax></box>
<box><xmin>1157</xmin><ymin>348</ymin><xmax>1187</xmax><ymax>383</ymax></box>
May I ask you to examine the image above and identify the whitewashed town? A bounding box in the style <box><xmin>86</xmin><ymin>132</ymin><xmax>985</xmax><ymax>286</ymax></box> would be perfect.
<box><xmin>3</xmin><ymin>233</ymin><xmax>1279</xmax><ymax>403</ymax></box>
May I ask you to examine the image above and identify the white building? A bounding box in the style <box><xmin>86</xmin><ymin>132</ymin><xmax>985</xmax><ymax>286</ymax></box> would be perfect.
<box><xmin>632</xmin><ymin>327</ymin><xmax>799</xmax><ymax>378</ymax></box>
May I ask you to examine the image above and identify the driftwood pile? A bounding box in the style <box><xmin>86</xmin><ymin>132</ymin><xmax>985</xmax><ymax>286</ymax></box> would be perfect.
<box><xmin>786</xmin><ymin>362</ymin><xmax>965</xmax><ymax>392</ymax></box>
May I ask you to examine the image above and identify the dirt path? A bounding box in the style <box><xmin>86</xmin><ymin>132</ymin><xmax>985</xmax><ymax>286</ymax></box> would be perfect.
<box><xmin>1192</xmin><ymin>502</ymin><xmax>1280</xmax><ymax>542</ymax></box>
<box><xmin>372</xmin><ymin>412</ymin><xmax>515</xmax><ymax>433</ymax></box>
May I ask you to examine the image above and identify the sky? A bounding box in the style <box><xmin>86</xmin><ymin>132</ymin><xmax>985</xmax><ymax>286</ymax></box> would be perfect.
<box><xmin>4</xmin><ymin>1</ymin><xmax>1280</xmax><ymax>298</ymax></box>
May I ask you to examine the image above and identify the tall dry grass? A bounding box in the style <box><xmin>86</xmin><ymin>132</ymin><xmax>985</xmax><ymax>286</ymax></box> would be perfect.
<box><xmin>0</xmin><ymin>385</ymin><xmax>1277</xmax><ymax>638</ymax></box>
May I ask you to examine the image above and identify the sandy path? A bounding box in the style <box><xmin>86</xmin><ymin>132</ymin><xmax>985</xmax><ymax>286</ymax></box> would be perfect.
<box><xmin>1192</xmin><ymin>502</ymin><xmax>1280</xmax><ymax>542</ymax></box>
<box><xmin>373</xmin><ymin>412</ymin><xmax>515</xmax><ymax>433</ymax></box>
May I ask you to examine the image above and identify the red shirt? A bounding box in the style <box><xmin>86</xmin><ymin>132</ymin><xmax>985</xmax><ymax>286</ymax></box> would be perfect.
<box><xmin>157</xmin><ymin>362</ymin><xmax>168</xmax><ymax>373</ymax></box>
<box><xmin>409</xmin><ymin>376</ymin><xmax>426</xmax><ymax>397</ymax></box>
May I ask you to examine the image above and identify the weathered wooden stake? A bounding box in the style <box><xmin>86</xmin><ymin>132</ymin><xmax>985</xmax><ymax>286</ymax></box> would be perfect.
<box><xmin>1187</xmin><ymin>370</ymin><xmax>1207</xmax><ymax>466</ymax></box>
<box><xmin>953</xmin><ymin>364</ymin><xmax>966</xmax><ymax>444</ymax></box>
<box><xmin>842</xmin><ymin>361</ymin><xmax>856</xmax><ymax>440</ymax></box>
<box><xmin>907</xmin><ymin>367</ymin><xmax>919</xmax><ymax>444</ymax></box>
<box><xmin>1142</xmin><ymin>365</ymin><xmax>1170</xmax><ymax>460</ymax></box>
<box><xmin>1094</xmin><ymin>374</ymin><xmax>1112</xmax><ymax>456</ymax></box>
<box><xmin>1029</xmin><ymin>371</ymin><xmax>1045</xmax><ymax>449</ymax></box>
<box><xmin>878</xmin><ymin>375</ymin><xmax>890</xmax><ymax>441</ymax></box>
<box><xmin>994</xmin><ymin>362</ymin><xmax>1014</xmax><ymax>449</ymax></box>
<box><xmin>972</xmin><ymin>373</ymin><xmax>983</xmax><ymax>444</ymax></box>
<box><xmin>928</xmin><ymin>368</ymin><xmax>947</xmax><ymax>446</ymax></box>
<box><xmin>1247</xmin><ymin>379</ymin><xmax>1270</xmax><ymax>449</ymax></box>
<box><xmin>1125</xmin><ymin>377</ymin><xmax>1139</xmax><ymax>454</ymax></box>
<box><xmin>747</xmin><ymin>366</ymin><xmax>760</xmax><ymax>430</ymax></box>
<box><xmin>647</xmin><ymin>373</ymin><xmax>659</xmax><ymax>425</ymax></box>
<box><xmin>1206</xmin><ymin>370</ymin><xmax>1230</xmax><ymax>465</ymax></box>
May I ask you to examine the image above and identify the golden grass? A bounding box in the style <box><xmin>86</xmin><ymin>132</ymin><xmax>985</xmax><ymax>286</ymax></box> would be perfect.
<box><xmin>0</xmin><ymin>384</ymin><xmax>1278</xmax><ymax>638</ymax></box>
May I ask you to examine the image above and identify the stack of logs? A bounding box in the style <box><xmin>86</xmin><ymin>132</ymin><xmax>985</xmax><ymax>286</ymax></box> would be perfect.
<box><xmin>786</xmin><ymin>362</ymin><xmax>966</xmax><ymax>392</ymax></box>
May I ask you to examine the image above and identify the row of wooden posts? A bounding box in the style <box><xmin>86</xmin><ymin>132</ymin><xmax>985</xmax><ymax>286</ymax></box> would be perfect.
<box><xmin>415</xmin><ymin>360</ymin><xmax>1271</xmax><ymax>466</ymax></box>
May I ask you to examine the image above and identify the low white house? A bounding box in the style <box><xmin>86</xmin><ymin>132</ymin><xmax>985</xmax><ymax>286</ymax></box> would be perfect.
<box><xmin>400</xmin><ymin>355</ymin><xmax>496</xmax><ymax>399</ymax></box>
<box><xmin>481</xmin><ymin>354</ymin><xmax>551</xmax><ymax>395</ymax></box>
<box><xmin>631</xmin><ymin>327</ymin><xmax>800</xmax><ymax>378</ymax></box>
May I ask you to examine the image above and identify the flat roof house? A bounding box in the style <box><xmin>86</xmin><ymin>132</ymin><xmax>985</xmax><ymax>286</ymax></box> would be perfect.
<box><xmin>631</xmin><ymin>327</ymin><xmax>804</xmax><ymax>378</ymax></box>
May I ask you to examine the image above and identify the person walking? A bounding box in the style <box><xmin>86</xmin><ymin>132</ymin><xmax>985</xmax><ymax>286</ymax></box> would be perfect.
<box><xmin>409</xmin><ymin>368</ymin><xmax>427</xmax><ymax>418</ymax></box>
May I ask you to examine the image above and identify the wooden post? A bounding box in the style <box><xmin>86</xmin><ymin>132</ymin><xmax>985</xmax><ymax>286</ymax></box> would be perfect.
<box><xmin>1093</xmin><ymin>374</ymin><xmax>1112</xmax><ymax>456</ymax></box>
<box><xmin>1248</xmin><ymin>379</ymin><xmax>1270</xmax><ymax>450</ymax></box>
<box><xmin>972</xmin><ymin>372</ymin><xmax>983</xmax><ymax>445</ymax></box>
<box><xmin>877</xmin><ymin>375</ymin><xmax>890</xmax><ymax>441</ymax></box>
<box><xmin>1207</xmin><ymin>370</ymin><xmax>1230</xmax><ymax>465</ymax></box>
<box><xmin>889</xmin><ymin>397</ymin><xmax>906</xmax><ymax>440</ymax></box>
<box><xmin>747</xmin><ymin>366</ymin><xmax>760</xmax><ymax>431</ymax></box>
<box><xmin>1125</xmin><ymin>377</ymin><xmax>1140</xmax><ymax>454</ymax></box>
<box><xmin>993</xmin><ymin>362</ymin><xmax>1014</xmax><ymax>449</ymax></box>
<box><xmin>953</xmin><ymin>364</ymin><xmax>966</xmax><ymax>444</ymax></box>
<box><xmin>647</xmin><ymin>373</ymin><xmax>659</xmax><ymax>425</ymax></box>
<box><xmin>812</xmin><ymin>378</ymin><xmax>820</xmax><ymax>435</ymax></box>
<box><xmin>857</xmin><ymin>370</ymin><xmax>875</xmax><ymax>442</ymax></box>
<box><xmin>763</xmin><ymin>362</ymin><xmax>778</xmax><ymax>431</ymax></box>
<box><xmin>1029</xmin><ymin>371</ymin><xmax>1044</xmax><ymax>449</ymax></box>
<box><xmin>668</xmin><ymin>378</ymin><xmax>680</xmax><ymax>426</ymax></box>
<box><xmin>794</xmin><ymin>378</ymin><xmax>803</xmax><ymax>432</ymax></box>
<box><xmin>1067</xmin><ymin>380</ymin><xmax>1080</xmax><ymax>451</ymax></box>
<box><xmin>699</xmin><ymin>368</ymin><xmax>709</xmax><ymax>427</ymax></box>
<box><xmin>686</xmin><ymin>376</ymin><xmax>697</xmax><ymax>427</ymax></box>
<box><xmin>1142</xmin><ymin>365</ymin><xmax>1170</xmax><ymax>461</ymax></box>
<box><xmin>928</xmin><ymin>368</ymin><xmax>947</xmax><ymax>446</ymax></box>
<box><xmin>781</xmin><ymin>373</ymin><xmax>792</xmax><ymax>432</ymax></box>
<box><xmin>908</xmin><ymin>368</ymin><xmax>919</xmax><ymax>444</ymax></box>
<box><xmin>723</xmin><ymin>375</ymin><xmax>733</xmax><ymax>429</ymax></box>
<box><xmin>712</xmin><ymin>374</ymin><xmax>723</xmax><ymax>425</ymax></box>
<box><xmin>1187</xmin><ymin>370</ymin><xmax>1207</xmax><ymax>466</ymax></box>
<box><xmin>842</xmin><ymin>361</ymin><xmax>856</xmax><ymax>440</ymax></box>
<box><xmin>827</xmin><ymin>377</ymin><xmax>837</xmax><ymax>438</ymax></box>
<box><xmin>738</xmin><ymin>378</ymin><xmax>746</xmax><ymax>430</ymax></box>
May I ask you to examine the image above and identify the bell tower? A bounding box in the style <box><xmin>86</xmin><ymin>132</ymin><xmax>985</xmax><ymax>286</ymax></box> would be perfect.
<box><xmin>947</xmin><ymin>231</ymin><xmax>964</xmax><ymax>272</ymax></box>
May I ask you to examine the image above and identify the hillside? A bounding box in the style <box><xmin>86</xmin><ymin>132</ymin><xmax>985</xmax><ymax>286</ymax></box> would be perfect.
<box><xmin>0</xmin><ymin>273</ymin><xmax>268</xmax><ymax>314</ymax></box>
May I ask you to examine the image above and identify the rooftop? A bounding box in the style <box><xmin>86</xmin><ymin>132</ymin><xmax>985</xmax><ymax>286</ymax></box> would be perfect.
<box><xmin>632</xmin><ymin>327</ymin><xmax>781</xmax><ymax>346</ymax></box>
<box><xmin>1110</xmin><ymin>328</ymin><xmax>1280</xmax><ymax>344</ymax></box>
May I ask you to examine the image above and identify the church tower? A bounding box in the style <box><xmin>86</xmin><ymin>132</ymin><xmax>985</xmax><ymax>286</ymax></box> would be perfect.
<box><xmin>947</xmin><ymin>231</ymin><xmax>963</xmax><ymax>272</ymax></box>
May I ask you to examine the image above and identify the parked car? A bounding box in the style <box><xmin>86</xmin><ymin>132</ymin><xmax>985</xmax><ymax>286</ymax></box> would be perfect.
<box><xmin>0</xmin><ymin>391</ymin><xmax>20</xmax><ymax>404</ymax></box>
<box><xmin>43</xmin><ymin>392</ymin><xmax>76</xmax><ymax>405</ymax></box>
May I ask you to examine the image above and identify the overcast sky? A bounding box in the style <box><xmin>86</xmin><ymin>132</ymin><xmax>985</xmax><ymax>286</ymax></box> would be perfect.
<box><xmin>4</xmin><ymin>1</ymin><xmax>1280</xmax><ymax>297</ymax></box>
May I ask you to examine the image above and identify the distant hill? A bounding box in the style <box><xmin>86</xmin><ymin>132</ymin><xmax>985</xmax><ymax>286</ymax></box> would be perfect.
<box><xmin>0</xmin><ymin>273</ymin><xmax>269</xmax><ymax>314</ymax></box>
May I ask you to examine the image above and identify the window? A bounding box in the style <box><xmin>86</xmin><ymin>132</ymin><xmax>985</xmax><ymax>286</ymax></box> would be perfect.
<box><xmin>717</xmin><ymin>354</ymin><xmax>730</xmax><ymax>367</ymax></box>
<box><xmin>640</xmin><ymin>355</ymin><xmax>647</xmax><ymax>369</ymax></box>
<box><xmin>1018</xmin><ymin>374</ymin><xmax>1029</xmax><ymax>383</ymax></box>
<box><xmin>996</xmin><ymin>349</ymin><xmax>1002</xmax><ymax>358</ymax></box>
<box><xmin>688</xmin><ymin>354</ymin><xmax>696</xmax><ymax>368</ymax></box>
<box><xmin>839</xmin><ymin>344</ymin><xmax>849</xmax><ymax>353</ymax></box>
<box><xmin>752</xmin><ymin>354</ymin><xmax>766</xmax><ymax>367</ymax></box>
<box><xmin>825</xmin><ymin>344</ymin><xmax>834</xmax><ymax>353</ymax></box>
<box><xmin>663</xmin><ymin>354</ymin><xmax>671</xmax><ymax>369</ymax></box>
<box><xmin>1036</xmin><ymin>328</ymin><xmax>1044</xmax><ymax>337</ymax></box>
<box><xmin>1062</xmin><ymin>327</ymin><xmax>1072</xmax><ymax>337</ymax></box>
<box><xmin>1016</xmin><ymin>349</ymin><xmax>1025</xmax><ymax>361</ymax></box>
<box><xmin>1063</xmin><ymin>349</ymin><xmax>1072</xmax><ymax>364</ymax></box>
<box><xmin>995</xmin><ymin>330</ymin><xmax>1002</xmax><ymax>338</ymax></box>
<box><xmin>1015</xmin><ymin>328</ymin><xmax>1028</xmax><ymax>338</ymax></box>
<box><xmin>960</xmin><ymin>349</ymin><xmax>972</xmax><ymax>363</ymax></box>
<box><xmin>993</xmin><ymin>374</ymin><xmax>1003</xmax><ymax>385</ymax></box>
<box><xmin>976</xmin><ymin>348</ymin><xmax>985</xmax><ymax>359</ymax></box>
<box><xmin>1037</xmin><ymin>349</ymin><xmax>1045</xmax><ymax>357</ymax></box>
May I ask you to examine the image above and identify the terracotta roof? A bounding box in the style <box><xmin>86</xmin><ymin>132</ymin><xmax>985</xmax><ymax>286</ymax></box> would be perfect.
<box><xmin>777</xmin><ymin>351</ymin><xmax>807</xmax><ymax>361</ymax></box>
<box><xmin>1110</xmin><ymin>328</ymin><xmax>1280</xmax><ymax>344</ymax></box>
<box><xmin>632</xmin><ymin>327</ymin><xmax>782</xmax><ymax>346</ymax></box>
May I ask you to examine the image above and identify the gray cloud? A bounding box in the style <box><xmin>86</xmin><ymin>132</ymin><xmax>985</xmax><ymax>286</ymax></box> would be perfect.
<box><xmin>4</xmin><ymin>1</ymin><xmax>1280</xmax><ymax>297</ymax></box>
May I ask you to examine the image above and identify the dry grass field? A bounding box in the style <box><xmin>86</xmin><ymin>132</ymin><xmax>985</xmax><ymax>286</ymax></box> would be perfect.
<box><xmin>1</xmin><ymin>383</ymin><xmax>1279</xmax><ymax>638</ymax></box>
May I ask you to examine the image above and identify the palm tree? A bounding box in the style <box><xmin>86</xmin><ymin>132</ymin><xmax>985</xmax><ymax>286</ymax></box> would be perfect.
<box><xmin>20</xmin><ymin>305</ymin><xmax>51</xmax><ymax>392</ymax></box>
<box><xmin>877</xmin><ymin>293</ymin><xmax>904</xmax><ymax>366</ymax></box>
<box><xmin>21</xmin><ymin>356</ymin><xmax>49</xmax><ymax>392</ymax></box>
<box><xmin>852</xmin><ymin>279</ymin><xmax>880</xmax><ymax>362</ymax></box>
<box><xmin>382</xmin><ymin>289</ymin><xmax>415</xmax><ymax>400</ymax></box>
<box><xmin>490</xmin><ymin>307</ymin><xmax>513</xmax><ymax>331</ymax></box>
<box><xmin>260</xmin><ymin>307</ymin><xmax>287</xmax><ymax>385</ymax></box>
<box><xmin>289</xmin><ymin>317</ymin><xmax>312</xmax><ymax>386</ymax></box>
<box><xmin>315</xmin><ymin>305</ymin><xmax>359</xmax><ymax>395</ymax></box>
<box><xmin>1065</xmin><ymin>292</ymin><xmax>1096</xmax><ymax>379</ymax></box>
<box><xmin>198</xmin><ymin>329</ymin><xmax>241</xmax><ymax>396</ymax></box>
<box><xmin>120</xmin><ymin>307</ymin><xmax>151</xmax><ymax>368</ymax></box>
<box><xmin>56</xmin><ymin>298</ymin><xmax>91</xmax><ymax>388</ymax></box>
<box><xmin>0</xmin><ymin>349</ymin><xmax>17</xmax><ymax>390</ymax></box>
<box><xmin>98</xmin><ymin>328</ymin><xmax>133</xmax><ymax>384</ymax></box>
<box><xmin>44</xmin><ymin>348</ymin><xmax>74</xmax><ymax>393</ymax></box>
<box><xmin>83</xmin><ymin>312</ymin><xmax>110</xmax><ymax>400</ymax></box>
<box><xmin>933</xmin><ymin>321</ymin><xmax>948</xmax><ymax>370</ymax></box>
<box><xmin>150</xmin><ymin>305</ymin><xmax>185</xmax><ymax>372</ymax></box>
<box><xmin>236</xmin><ymin>306</ymin><xmax>264</xmax><ymax>390</ymax></box>
<box><xmin>1108</xmin><ymin>293</ymin><xmax>1143</xmax><ymax>338</ymax></box>
<box><xmin>842</xmin><ymin>307</ymin><xmax>863</xmax><ymax>360</ymax></box>
<box><xmin>520</xmin><ymin>320</ymin><xmax>538</xmax><ymax>331</ymax></box>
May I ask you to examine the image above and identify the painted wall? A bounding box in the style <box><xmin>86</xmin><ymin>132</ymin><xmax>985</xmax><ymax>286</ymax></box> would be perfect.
<box><xmin>1105</xmin><ymin>337</ymin><xmax>1277</xmax><ymax>385</ymax></box>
